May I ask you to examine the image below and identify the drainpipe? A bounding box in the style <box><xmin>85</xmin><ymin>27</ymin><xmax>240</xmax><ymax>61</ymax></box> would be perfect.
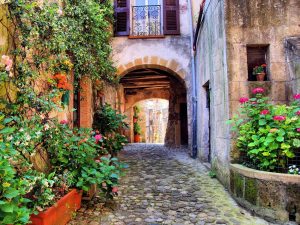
<box><xmin>187</xmin><ymin>0</ymin><xmax>197</xmax><ymax>159</ymax></box>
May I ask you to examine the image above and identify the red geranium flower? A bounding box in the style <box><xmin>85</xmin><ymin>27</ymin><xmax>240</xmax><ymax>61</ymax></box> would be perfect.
<box><xmin>273</xmin><ymin>116</ymin><xmax>286</xmax><ymax>121</ymax></box>
<box><xmin>260</xmin><ymin>110</ymin><xmax>270</xmax><ymax>115</ymax></box>
<box><xmin>296</xmin><ymin>110</ymin><xmax>300</xmax><ymax>116</ymax></box>
<box><xmin>252</xmin><ymin>87</ymin><xmax>265</xmax><ymax>94</ymax></box>
<box><xmin>112</xmin><ymin>187</ymin><xmax>118</xmax><ymax>193</ymax></box>
<box><xmin>60</xmin><ymin>120</ymin><xmax>68</xmax><ymax>125</ymax></box>
<box><xmin>294</xmin><ymin>94</ymin><xmax>300</xmax><ymax>100</ymax></box>
<box><xmin>239</xmin><ymin>97</ymin><xmax>249</xmax><ymax>104</ymax></box>
<box><xmin>297</xmin><ymin>128</ymin><xmax>300</xmax><ymax>133</ymax></box>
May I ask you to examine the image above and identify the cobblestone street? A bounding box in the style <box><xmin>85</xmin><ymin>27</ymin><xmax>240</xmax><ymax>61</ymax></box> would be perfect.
<box><xmin>70</xmin><ymin>144</ymin><xmax>273</xmax><ymax>225</ymax></box>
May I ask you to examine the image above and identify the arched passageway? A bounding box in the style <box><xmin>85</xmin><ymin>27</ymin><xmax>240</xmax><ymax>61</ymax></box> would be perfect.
<box><xmin>133</xmin><ymin>99</ymin><xmax>169</xmax><ymax>144</ymax></box>
<box><xmin>120</xmin><ymin>67</ymin><xmax>188</xmax><ymax>147</ymax></box>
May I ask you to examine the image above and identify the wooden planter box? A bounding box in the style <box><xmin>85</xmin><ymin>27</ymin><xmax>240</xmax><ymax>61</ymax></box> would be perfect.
<box><xmin>30</xmin><ymin>189</ymin><xmax>82</xmax><ymax>225</ymax></box>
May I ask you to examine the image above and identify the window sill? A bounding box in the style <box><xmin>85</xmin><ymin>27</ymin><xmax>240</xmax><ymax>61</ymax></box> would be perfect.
<box><xmin>128</xmin><ymin>35</ymin><xmax>165</xmax><ymax>39</ymax></box>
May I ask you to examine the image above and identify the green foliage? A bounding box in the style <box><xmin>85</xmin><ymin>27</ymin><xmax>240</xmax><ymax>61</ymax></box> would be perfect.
<box><xmin>133</xmin><ymin>105</ymin><xmax>141</xmax><ymax>118</ymax></box>
<box><xmin>45</xmin><ymin>123</ymin><xmax>125</xmax><ymax>198</ymax></box>
<box><xmin>229</xmin><ymin>90</ymin><xmax>300</xmax><ymax>172</ymax></box>
<box><xmin>93</xmin><ymin>103</ymin><xmax>128</xmax><ymax>135</ymax></box>
<box><xmin>7</xmin><ymin>0</ymin><xmax>116</xmax><ymax>84</ymax></box>
<box><xmin>208</xmin><ymin>170</ymin><xmax>217</xmax><ymax>178</ymax></box>
<box><xmin>99</xmin><ymin>133</ymin><xmax>128</xmax><ymax>157</ymax></box>
<box><xmin>0</xmin><ymin>0</ymin><xmax>123</xmax><ymax>222</ymax></box>
<box><xmin>134</xmin><ymin>122</ymin><xmax>141</xmax><ymax>135</ymax></box>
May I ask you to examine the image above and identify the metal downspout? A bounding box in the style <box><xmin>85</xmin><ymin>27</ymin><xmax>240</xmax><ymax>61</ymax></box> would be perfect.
<box><xmin>187</xmin><ymin>0</ymin><xmax>197</xmax><ymax>159</ymax></box>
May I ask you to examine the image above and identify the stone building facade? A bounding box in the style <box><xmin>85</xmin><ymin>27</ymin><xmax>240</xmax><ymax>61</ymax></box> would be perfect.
<box><xmin>194</xmin><ymin>0</ymin><xmax>300</xmax><ymax>188</ymax></box>
<box><xmin>113</xmin><ymin>0</ymin><xmax>195</xmax><ymax>147</ymax></box>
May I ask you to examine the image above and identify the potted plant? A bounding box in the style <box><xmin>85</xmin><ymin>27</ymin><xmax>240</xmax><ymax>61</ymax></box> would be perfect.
<box><xmin>252</xmin><ymin>64</ymin><xmax>267</xmax><ymax>81</ymax></box>
<box><xmin>134</xmin><ymin>122</ymin><xmax>141</xmax><ymax>143</ymax></box>
<box><xmin>133</xmin><ymin>106</ymin><xmax>140</xmax><ymax>123</ymax></box>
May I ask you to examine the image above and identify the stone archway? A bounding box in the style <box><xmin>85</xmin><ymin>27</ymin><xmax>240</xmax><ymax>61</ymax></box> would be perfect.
<box><xmin>118</xmin><ymin>62</ymin><xmax>188</xmax><ymax>147</ymax></box>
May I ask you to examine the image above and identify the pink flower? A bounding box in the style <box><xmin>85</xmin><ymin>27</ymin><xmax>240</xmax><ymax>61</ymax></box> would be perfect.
<box><xmin>112</xmin><ymin>187</ymin><xmax>118</xmax><ymax>193</ymax></box>
<box><xmin>239</xmin><ymin>97</ymin><xmax>249</xmax><ymax>104</ymax></box>
<box><xmin>296</xmin><ymin>110</ymin><xmax>300</xmax><ymax>116</ymax></box>
<box><xmin>95</xmin><ymin>134</ymin><xmax>102</xmax><ymax>143</ymax></box>
<box><xmin>58</xmin><ymin>8</ymin><xmax>63</xmax><ymax>16</ymax></box>
<box><xmin>297</xmin><ymin>128</ymin><xmax>300</xmax><ymax>132</ymax></box>
<box><xmin>60</xmin><ymin>120</ymin><xmax>68</xmax><ymax>125</ymax></box>
<box><xmin>273</xmin><ymin>115</ymin><xmax>286</xmax><ymax>121</ymax></box>
<box><xmin>251</xmin><ymin>101</ymin><xmax>258</xmax><ymax>105</ymax></box>
<box><xmin>252</xmin><ymin>87</ymin><xmax>265</xmax><ymax>94</ymax></box>
<box><xmin>294</xmin><ymin>94</ymin><xmax>300</xmax><ymax>100</ymax></box>
<box><xmin>1</xmin><ymin>55</ymin><xmax>13</xmax><ymax>71</ymax></box>
<box><xmin>260</xmin><ymin>110</ymin><xmax>270</xmax><ymax>115</ymax></box>
<box><xmin>95</xmin><ymin>160</ymin><xmax>100</xmax><ymax>163</ymax></box>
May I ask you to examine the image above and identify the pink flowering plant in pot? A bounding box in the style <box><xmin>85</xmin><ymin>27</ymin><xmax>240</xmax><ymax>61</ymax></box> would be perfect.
<box><xmin>229</xmin><ymin>88</ymin><xmax>300</xmax><ymax>172</ymax></box>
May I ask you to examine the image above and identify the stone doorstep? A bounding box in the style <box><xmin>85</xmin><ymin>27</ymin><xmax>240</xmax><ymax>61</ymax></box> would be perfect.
<box><xmin>230</xmin><ymin>164</ymin><xmax>300</xmax><ymax>184</ymax></box>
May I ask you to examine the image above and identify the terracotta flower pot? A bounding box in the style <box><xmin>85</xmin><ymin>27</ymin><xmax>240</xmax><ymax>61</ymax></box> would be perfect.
<box><xmin>30</xmin><ymin>189</ymin><xmax>82</xmax><ymax>225</ymax></box>
<box><xmin>256</xmin><ymin>72</ymin><xmax>265</xmax><ymax>81</ymax></box>
<box><xmin>134</xmin><ymin>134</ymin><xmax>140</xmax><ymax>143</ymax></box>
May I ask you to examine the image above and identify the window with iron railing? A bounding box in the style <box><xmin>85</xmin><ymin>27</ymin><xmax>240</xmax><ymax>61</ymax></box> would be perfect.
<box><xmin>132</xmin><ymin>5</ymin><xmax>162</xmax><ymax>36</ymax></box>
<box><xmin>114</xmin><ymin>0</ymin><xmax>180</xmax><ymax>37</ymax></box>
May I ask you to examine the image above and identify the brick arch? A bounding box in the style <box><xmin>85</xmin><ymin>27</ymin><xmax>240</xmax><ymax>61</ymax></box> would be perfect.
<box><xmin>125</xmin><ymin>89</ymin><xmax>170</xmax><ymax>110</ymax></box>
<box><xmin>116</xmin><ymin>56</ymin><xmax>187</xmax><ymax>87</ymax></box>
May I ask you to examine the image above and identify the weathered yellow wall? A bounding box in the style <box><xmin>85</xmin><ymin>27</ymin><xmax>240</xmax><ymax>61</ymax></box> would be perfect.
<box><xmin>226</xmin><ymin>0</ymin><xmax>300</xmax><ymax>116</ymax></box>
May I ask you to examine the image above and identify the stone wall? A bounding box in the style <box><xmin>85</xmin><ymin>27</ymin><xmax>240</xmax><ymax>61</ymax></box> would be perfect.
<box><xmin>225</xmin><ymin>0</ymin><xmax>300</xmax><ymax>113</ymax></box>
<box><xmin>194</xmin><ymin>0</ymin><xmax>230</xmax><ymax>186</ymax></box>
<box><xmin>285</xmin><ymin>37</ymin><xmax>300</xmax><ymax>95</ymax></box>
<box><xmin>230</xmin><ymin>164</ymin><xmax>300</xmax><ymax>224</ymax></box>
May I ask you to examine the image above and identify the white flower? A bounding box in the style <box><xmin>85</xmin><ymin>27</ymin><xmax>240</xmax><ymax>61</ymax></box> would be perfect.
<box><xmin>35</xmin><ymin>131</ymin><xmax>42</xmax><ymax>136</ymax></box>
<box><xmin>15</xmin><ymin>141</ymin><xmax>20</xmax><ymax>146</ymax></box>
<box><xmin>25</xmin><ymin>134</ymin><xmax>31</xmax><ymax>141</ymax></box>
<box><xmin>19</xmin><ymin>128</ymin><xmax>24</xmax><ymax>132</ymax></box>
<box><xmin>44</xmin><ymin>124</ymin><xmax>50</xmax><ymax>130</ymax></box>
<box><xmin>7</xmin><ymin>136</ymin><xmax>13</xmax><ymax>141</ymax></box>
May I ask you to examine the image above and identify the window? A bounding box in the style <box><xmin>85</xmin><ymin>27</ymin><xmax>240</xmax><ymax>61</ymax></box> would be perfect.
<box><xmin>247</xmin><ymin>45</ymin><xmax>269</xmax><ymax>81</ymax></box>
<box><xmin>114</xmin><ymin>0</ymin><xmax>180</xmax><ymax>37</ymax></box>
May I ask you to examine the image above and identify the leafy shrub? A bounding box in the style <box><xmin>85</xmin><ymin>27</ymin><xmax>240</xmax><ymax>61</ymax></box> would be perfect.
<box><xmin>99</xmin><ymin>133</ymin><xmax>128</xmax><ymax>157</ymax></box>
<box><xmin>93</xmin><ymin>103</ymin><xmax>128</xmax><ymax>135</ymax></box>
<box><xmin>229</xmin><ymin>88</ymin><xmax>300</xmax><ymax>172</ymax></box>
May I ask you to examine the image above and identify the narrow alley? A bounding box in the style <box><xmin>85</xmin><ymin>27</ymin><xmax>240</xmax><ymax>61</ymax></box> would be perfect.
<box><xmin>70</xmin><ymin>144</ymin><xmax>272</xmax><ymax>225</ymax></box>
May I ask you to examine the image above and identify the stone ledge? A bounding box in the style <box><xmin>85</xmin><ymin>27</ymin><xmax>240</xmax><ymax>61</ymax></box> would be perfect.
<box><xmin>230</xmin><ymin>164</ymin><xmax>300</xmax><ymax>184</ymax></box>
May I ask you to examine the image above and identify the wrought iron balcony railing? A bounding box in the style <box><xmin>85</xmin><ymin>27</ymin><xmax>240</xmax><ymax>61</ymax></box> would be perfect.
<box><xmin>131</xmin><ymin>5</ymin><xmax>162</xmax><ymax>36</ymax></box>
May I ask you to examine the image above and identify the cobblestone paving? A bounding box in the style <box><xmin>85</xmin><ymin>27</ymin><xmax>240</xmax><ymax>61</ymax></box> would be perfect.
<box><xmin>70</xmin><ymin>144</ymin><xmax>274</xmax><ymax>225</ymax></box>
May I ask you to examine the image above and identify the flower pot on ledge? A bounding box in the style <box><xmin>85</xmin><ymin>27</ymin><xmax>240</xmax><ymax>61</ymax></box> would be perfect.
<box><xmin>256</xmin><ymin>72</ymin><xmax>265</xmax><ymax>81</ymax></box>
<box><xmin>30</xmin><ymin>189</ymin><xmax>82</xmax><ymax>225</ymax></box>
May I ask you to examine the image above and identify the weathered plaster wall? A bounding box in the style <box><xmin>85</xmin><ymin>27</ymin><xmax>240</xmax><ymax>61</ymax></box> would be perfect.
<box><xmin>285</xmin><ymin>37</ymin><xmax>300</xmax><ymax>95</ymax></box>
<box><xmin>113</xmin><ymin>0</ymin><xmax>194</xmax><ymax>149</ymax></box>
<box><xmin>195</xmin><ymin>0</ymin><xmax>230</xmax><ymax>186</ymax></box>
<box><xmin>226</xmin><ymin>0</ymin><xmax>300</xmax><ymax>114</ymax></box>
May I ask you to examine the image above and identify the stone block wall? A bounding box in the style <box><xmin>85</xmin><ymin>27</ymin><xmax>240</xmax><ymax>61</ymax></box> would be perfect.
<box><xmin>285</xmin><ymin>37</ymin><xmax>300</xmax><ymax>96</ymax></box>
<box><xmin>230</xmin><ymin>164</ymin><xmax>300</xmax><ymax>224</ymax></box>
<box><xmin>195</xmin><ymin>0</ymin><xmax>231</xmax><ymax>186</ymax></box>
<box><xmin>225</xmin><ymin>0</ymin><xmax>300</xmax><ymax>113</ymax></box>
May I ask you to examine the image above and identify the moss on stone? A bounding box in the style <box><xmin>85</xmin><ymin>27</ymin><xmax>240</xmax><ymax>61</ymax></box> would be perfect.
<box><xmin>245</xmin><ymin>177</ymin><xmax>257</xmax><ymax>205</ymax></box>
<box><xmin>234</xmin><ymin>172</ymin><xmax>244</xmax><ymax>198</ymax></box>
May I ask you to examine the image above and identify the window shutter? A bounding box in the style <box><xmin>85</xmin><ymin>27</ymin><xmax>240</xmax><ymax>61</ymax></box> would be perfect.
<box><xmin>163</xmin><ymin>0</ymin><xmax>180</xmax><ymax>35</ymax></box>
<box><xmin>114</xmin><ymin>0</ymin><xmax>130</xmax><ymax>36</ymax></box>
